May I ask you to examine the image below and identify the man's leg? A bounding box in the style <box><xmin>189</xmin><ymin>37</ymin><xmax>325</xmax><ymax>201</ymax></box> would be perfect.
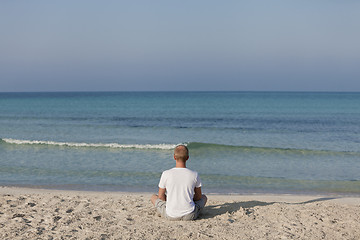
<box><xmin>151</xmin><ymin>194</ymin><xmax>167</xmax><ymax>217</ymax></box>
<box><xmin>196</xmin><ymin>194</ymin><xmax>207</xmax><ymax>208</ymax></box>
<box><xmin>195</xmin><ymin>194</ymin><xmax>207</xmax><ymax>210</ymax></box>
<box><xmin>193</xmin><ymin>194</ymin><xmax>207</xmax><ymax>219</ymax></box>
<box><xmin>181</xmin><ymin>194</ymin><xmax>208</xmax><ymax>221</ymax></box>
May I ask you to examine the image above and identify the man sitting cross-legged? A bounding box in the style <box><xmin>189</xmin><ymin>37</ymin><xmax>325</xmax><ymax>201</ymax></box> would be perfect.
<box><xmin>151</xmin><ymin>145</ymin><xmax>207</xmax><ymax>220</ymax></box>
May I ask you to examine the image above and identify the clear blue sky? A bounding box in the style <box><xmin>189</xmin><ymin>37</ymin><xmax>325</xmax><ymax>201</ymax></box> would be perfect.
<box><xmin>1</xmin><ymin>1</ymin><xmax>359</xmax><ymax>92</ymax></box>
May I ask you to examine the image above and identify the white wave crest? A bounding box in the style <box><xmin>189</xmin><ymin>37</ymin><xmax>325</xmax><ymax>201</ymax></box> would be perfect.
<box><xmin>2</xmin><ymin>138</ymin><xmax>180</xmax><ymax>150</ymax></box>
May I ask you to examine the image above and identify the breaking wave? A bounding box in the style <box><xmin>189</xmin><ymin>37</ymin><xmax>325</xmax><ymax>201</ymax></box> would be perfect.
<box><xmin>1</xmin><ymin>138</ymin><xmax>179</xmax><ymax>150</ymax></box>
<box><xmin>2</xmin><ymin>138</ymin><xmax>359</xmax><ymax>156</ymax></box>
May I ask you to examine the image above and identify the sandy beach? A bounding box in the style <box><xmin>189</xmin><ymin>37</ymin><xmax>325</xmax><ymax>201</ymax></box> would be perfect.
<box><xmin>0</xmin><ymin>187</ymin><xmax>359</xmax><ymax>239</ymax></box>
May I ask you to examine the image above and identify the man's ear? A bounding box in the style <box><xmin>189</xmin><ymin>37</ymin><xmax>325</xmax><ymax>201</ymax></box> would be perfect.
<box><xmin>174</xmin><ymin>155</ymin><xmax>176</xmax><ymax>161</ymax></box>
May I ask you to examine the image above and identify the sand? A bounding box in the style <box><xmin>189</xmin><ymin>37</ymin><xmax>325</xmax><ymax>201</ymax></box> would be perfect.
<box><xmin>1</xmin><ymin>187</ymin><xmax>359</xmax><ymax>240</ymax></box>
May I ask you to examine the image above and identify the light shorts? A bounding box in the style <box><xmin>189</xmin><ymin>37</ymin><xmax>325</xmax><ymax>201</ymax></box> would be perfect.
<box><xmin>155</xmin><ymin>197</ymin><xmax>206</xmax><ymax>221</ymax></box>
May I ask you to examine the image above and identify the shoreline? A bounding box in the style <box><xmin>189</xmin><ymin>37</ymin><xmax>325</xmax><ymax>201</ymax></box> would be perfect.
<box><xmin>2</xmin><ymin>183</ymin><xmax>360</xmax><ymax>198</ymax></box>
<box><xmin>1</xmin><ymin>185</ymin><xmax>360</xmax><ymax>205</ymax></box>
<box><xmin>1</xmin><ymin>186</ymin><xmax>360</xmax><ymax>239</ymax></box>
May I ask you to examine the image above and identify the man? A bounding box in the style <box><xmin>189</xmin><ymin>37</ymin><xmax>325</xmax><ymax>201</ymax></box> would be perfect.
<box><xmin>151</xmin><ymin>145</ymin><xmax>207</xmax><ymax>220</ymax></box>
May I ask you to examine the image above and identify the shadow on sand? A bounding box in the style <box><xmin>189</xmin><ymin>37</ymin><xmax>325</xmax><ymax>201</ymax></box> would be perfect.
<box><xmin>201</xmin><ymin>197</ymin><xmax>337</xmax><ymax>219</ymax></box>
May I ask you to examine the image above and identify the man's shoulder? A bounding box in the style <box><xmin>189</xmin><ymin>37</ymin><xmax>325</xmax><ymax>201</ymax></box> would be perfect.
<box><xmin>185</xmin><ymin>168</ymin><xmax>198</xmax><ymax>175</ymax></box>
<box><xmin>162</xmin><ymin>168</ymin><xmax>198</xmax><ymax>175</ymax></box>
<box><xmin>161</xmin><ymin>168</ymin><xmax>174</xmax><ymax>176</ymax></box>
<box><xmin>184</xmin><ymin>167</ymin><xmax>198</xmax><ymax>174</ymax></box>
<box><xmin>162</xmin><ymin>168</ymin><xmax>174</xmax><ymax>174</ymax></box>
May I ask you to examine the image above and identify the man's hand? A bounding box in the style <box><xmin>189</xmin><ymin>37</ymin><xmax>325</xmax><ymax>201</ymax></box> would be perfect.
<box><xmin>193</xmin><ymin>187</ymin><xmax>202</xmax><ymax>201</ymax></box>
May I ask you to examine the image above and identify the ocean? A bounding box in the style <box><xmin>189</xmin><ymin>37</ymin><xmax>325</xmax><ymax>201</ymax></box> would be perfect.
<box><xmin>0</xmin><ymin>92</ymin><xmax>359</xmax><ymax>195</ymax></box>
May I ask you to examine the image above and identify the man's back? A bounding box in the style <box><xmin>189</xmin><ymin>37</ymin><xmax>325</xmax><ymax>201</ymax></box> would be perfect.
<box><xmin>159</xmin><ymin>167</ymin><xmax>201</xmax><ymax>218</ymax></box>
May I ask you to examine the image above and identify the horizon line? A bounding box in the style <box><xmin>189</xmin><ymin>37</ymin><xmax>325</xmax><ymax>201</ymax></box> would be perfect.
<box><xmin>1</xmin><ymin>90</ymin><xmax>360</xmax><ymax>94</ymax></box>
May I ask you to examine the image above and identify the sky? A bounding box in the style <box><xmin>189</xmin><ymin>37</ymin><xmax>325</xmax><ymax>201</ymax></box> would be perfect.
<box><xmin>0</xmin><ymin>0</ymin><xmax>359</xmax><ymax>92</ymax></box>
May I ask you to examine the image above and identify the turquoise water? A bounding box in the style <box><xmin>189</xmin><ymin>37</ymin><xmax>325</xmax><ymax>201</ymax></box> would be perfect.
<box><xmin>0</xmin><ymin>92</ymin><xmax>359</xmax><ymax>194</ymax></box>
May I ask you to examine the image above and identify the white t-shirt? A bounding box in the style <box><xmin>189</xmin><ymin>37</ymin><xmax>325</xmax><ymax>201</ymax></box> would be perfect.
<box><xmin>158</xmin><ymin>167</ymin><xmax>202</xmax><ymax>218</ymax></box>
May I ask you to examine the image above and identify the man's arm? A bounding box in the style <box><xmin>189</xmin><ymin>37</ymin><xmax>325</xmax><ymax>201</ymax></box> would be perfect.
<box><xmin>193</xmin><ymin>187</ymin><xmax>202</xmax><ymax>201</ymax></box>
<box><xmin>158</xmin><ymin>187</ymin><xmax>166</xmax><ymax>201</ymax></box>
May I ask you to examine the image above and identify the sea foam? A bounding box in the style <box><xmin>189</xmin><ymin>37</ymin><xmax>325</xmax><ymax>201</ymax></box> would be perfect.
<box><xmin>1</xmin><ymin>138</ymin><xmax>179</xmax><ymax>150</ymax></box>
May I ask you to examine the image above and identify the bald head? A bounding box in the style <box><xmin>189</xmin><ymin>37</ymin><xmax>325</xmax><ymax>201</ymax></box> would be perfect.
<box><xmin>174</xmin><ymin>145</ymin><xmax>189</xmax><ymax>162</ymax></box>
